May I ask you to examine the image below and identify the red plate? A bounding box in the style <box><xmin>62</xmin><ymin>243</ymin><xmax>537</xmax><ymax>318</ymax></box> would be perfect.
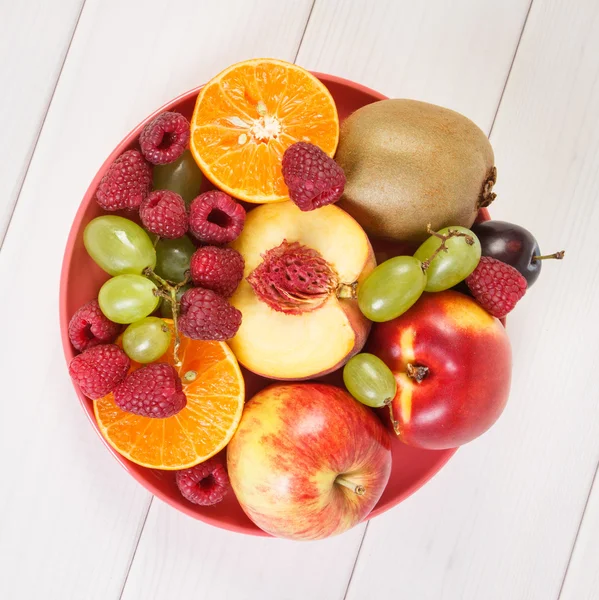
<box><xmin>60</xmin><ymin>73</ymin><xmax>482</xmax><ymax>536</ymax></box>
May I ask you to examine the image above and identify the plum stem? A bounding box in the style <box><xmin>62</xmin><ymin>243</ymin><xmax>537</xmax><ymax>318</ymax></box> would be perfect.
<box><xmin>420</xmin><ymin>224</ymin><xmax>475</xmax><ymax>272</ymax></box>
<box><xmin>144</xmin><ymin>268</ymin><xmax>190</xmax><ymax>367</ymax></box>
<box><xmin>533</xmin><ymin>250</ymin><xmax>565</xmax><ymax>261</ymax></box>
<box><xmin>406</xmin><ymin>363</ymin><xmax>429</xmax><ymax>383</ymax></box>
<box><xmin>335</xmin><ymin>476</ymin><xmax>366</xmax><ymax>496</ymax></box>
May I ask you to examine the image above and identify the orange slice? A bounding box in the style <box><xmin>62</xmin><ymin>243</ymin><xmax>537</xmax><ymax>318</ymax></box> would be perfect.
<box><xmin>190</xmin><ymin>58</ymin><xmax>339</xmax><ymax>204</ymax></box>
<box><xmin>94</xmin><ymin>321</ymin><xmax>244</xmax><ymax>470</ymax></box>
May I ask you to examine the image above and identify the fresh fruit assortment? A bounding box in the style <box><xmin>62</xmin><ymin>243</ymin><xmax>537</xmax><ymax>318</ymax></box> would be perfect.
<box><xmin>66</xmin><ymin>58</ymin><xmax>564</xmax><ymax>539</ymax></box>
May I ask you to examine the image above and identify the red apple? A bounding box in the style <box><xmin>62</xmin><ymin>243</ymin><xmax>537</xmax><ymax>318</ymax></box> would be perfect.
<box><xmin>368</xmin><ymin>291</ymin><xmax>512</xmax><ymax>449</ymax></box>
<box><xmin>227</xmin><ymin>383</ymin><xmax>392</xmax><ymax>540</ymax></box>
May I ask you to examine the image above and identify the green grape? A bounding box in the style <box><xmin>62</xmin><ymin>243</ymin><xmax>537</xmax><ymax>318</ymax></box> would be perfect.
<box><xmin>343</xmin><ymin>353</ymin><xmax>397</xmax><ymax>408</ymax></box>
<box><xmin>414</xmin><ymin>226</ymin><xmax>481</xmax><ymax>292</ymax></box>
<box><xmin>98</xmin><ymin>275</ymin><xmax>159</xmax><ymax>324</ymax></box>
<box><xmin>155</xmin><ymin>236</ymin><xmax>195</xmax><ymax>283</ymax></box>
<box><xmin>152</xmin><ymin>149</ymin><xmax>203</xmax><ymax>205</ymax></box>
<box><xmin>84</xmin><ymin>215</ymin><xmax>156</xmax><ymax>276</ymax></box>
<box><xmin>358</xmin><ymin>256</ymin><xmax>426</xmax><ymax>322</ymax></box>
<box><xmin>123</xmin><ymin>317</ymin><xmax>171</xmax><ymax>363</ymax></box>
<box><xmin>160</xmin><ymin>284</ymin><xmax>192</xmax><ymax>318</ymax></box>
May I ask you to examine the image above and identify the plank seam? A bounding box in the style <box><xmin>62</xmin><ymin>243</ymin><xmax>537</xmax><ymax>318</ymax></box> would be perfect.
<box><xmin>0</xmin><ymin>0</ymin><xmax>87</xmax><ymax>251</ymax></box>
<box><xmin>487</xmin><ymin>0</ymin><xmax>534</xmax><ymax>138</ymax></box>
<box><xmin>342</xmin><ymin>522</ymin><xmax>369</xmax><ymax>600</ymax></box>
<box><xmin>293</xmin><ymin>0</ymin><xmax>317</xmax><ymax>63</ymax></box>
<box><xmin>117</xmin><ymin>496</ymin><xmax>154</xmax><ymax>600</ymax></box>
<box><xmin>557</xmin><ymin>459</ymin><xmax>599</xmax><ymax>599</ymax></box>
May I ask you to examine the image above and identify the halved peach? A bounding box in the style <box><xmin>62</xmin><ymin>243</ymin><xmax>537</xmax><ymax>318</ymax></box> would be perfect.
<box><xmin>229</xmin><ymin>201</ymin><xmax>375</xmax><ymax>380</ymax></box>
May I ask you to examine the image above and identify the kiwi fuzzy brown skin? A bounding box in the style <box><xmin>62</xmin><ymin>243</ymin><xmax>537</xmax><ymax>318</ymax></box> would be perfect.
<box><xmin>335</xmin><ymin>99</ymin><xmax>496</xmax><ymax>242</ymax></box>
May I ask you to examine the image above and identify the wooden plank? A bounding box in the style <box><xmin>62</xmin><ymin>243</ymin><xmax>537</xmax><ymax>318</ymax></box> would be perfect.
<box><xmin>121</xmin><ymin>501</ymin><xmax>366</xmax><ymax>600</ymax></box>
<box><xmin>0</xmin><ymin>0</ymin><xmax>84</xmax><ymax>244</ymax></box>
<box><xmin>297</xmin><ymin>0</ymin><xmax>531</xmax><ymax>133</ymax></box>
<box><xmin>0</xmin><ymin>0</ymin><xmax>313</xmax><ymax>598</ymax></box>
<box><xmin>340</xmin><ymin>1</ymin><xmax>599</xmax><ymax>599</ymax></box>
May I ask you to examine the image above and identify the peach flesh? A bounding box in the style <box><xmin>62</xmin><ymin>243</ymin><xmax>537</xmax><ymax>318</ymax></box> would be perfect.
<box><xmin>229</xmin><ymin>201</ymin><xmax>374</xmax><ymax>380</ymax></box>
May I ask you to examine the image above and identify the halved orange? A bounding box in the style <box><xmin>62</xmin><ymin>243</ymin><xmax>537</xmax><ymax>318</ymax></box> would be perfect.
<box><xmin>190</xmin><ymin>58</ymin><xmax>339</xmax><ymax>203</ymax></box>
<box><xmin>94</xmin><ymin>322</ymin><xmax>244</xmax><ymax>470</ymax></box>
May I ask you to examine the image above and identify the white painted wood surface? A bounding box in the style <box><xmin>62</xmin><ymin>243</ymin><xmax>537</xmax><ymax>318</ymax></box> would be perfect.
<box><xmin>121</xmin><ymin>501</ymin><xmax>365</xmax><ymax>600</ymax></box>
<box><xmin>0</xmin><ymin>0</ymin><xmax>84</xmax><ymax>244</ymax></box>
<box><xmin>1</xmin><ymin>0</ymin><xmax>599</xmax><ymax>599</ymax></box>
<box><xmin>298</xmin><ymin>0</ymin><xmax>531</xmax><ymax>133</ymax></box>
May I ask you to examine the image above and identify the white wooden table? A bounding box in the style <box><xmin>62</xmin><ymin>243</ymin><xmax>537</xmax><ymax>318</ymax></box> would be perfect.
<box><xmin>1</xmin><ymin>1</ymin><xmax>598</xmax><ymax>598</ymax></box>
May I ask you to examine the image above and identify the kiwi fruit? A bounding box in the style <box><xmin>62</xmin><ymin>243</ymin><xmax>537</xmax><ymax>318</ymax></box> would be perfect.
<box><xmin>335</xmin><ymin>99</ymin><xmax>496</xmax><ymax>242</ymax></box>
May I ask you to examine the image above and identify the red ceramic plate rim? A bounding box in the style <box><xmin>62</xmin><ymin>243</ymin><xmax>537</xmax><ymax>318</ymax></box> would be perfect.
<box><xmin>59</xmin><ymin>72</ymin><xmax>465</xmax><ymax>535</ymax></box>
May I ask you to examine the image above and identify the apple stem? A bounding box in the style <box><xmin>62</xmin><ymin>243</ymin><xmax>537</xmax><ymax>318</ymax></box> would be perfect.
<box><xmin>144</xmin><ymin>268</ymin><xmax>190</xmax><ymax>367</ymax></box>
<box><xmin>532</xmin><ymin>250</ymin><xmax>565</xmax><ymax>261</ymax></box>
<box><xmin>406</xmin><ymin>363</ymin><xmax>429</xmax><ymax>383</ymax></box>
<box><xmin>336</xmin><ymin>281</ymin><xmax>358</xmax><ymax>299</ymax></box>
<box><xmin>335</xmin><ymin>477</ymin><xmax>366</xmax><ymax>496</ymax></box>
<box><xmin>420</xmin><ymin>225</ymin><xmax>475</xmax><ymax>272</ymax></box>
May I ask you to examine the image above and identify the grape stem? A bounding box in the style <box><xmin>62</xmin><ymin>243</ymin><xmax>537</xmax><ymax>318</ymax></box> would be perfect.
<box><xmin>144</xmin><ymin>267</ymin><xmax>190</xmax><ymax>367</ymax></box>
<box><xmin>336</xmin><ymin>281</ymin><xmax>358</xmax><ymax>299</ymax></box>
<box><xmin>533</xmin><ymin>251</ymin><xmax>565</xmax><ymax>261</ymax></box>
<box><xmin>420</xmin><ymin>224</ymin><xmax>475</xmax><ymax>272</ymax></box>
<box><xmin>388</xmin><ymin>403</ymin><xmax>400</xmax><ymax>436</ymax></box>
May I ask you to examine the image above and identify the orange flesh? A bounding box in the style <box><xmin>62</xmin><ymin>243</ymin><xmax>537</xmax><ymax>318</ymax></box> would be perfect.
<box><xmin>94</xmin><ymin>322</ymin><xmax>244</xmax><ymax>470</ymax></box>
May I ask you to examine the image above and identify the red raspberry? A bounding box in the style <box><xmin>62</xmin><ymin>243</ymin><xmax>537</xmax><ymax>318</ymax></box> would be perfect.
<box><xmin>466</xmin><ymin>256</ymin><xmax>527</xmax><ymax>318</ymax></box>
<box><xmin>68</xmin><ymin>299</ymin><xmax>121</xmax><ymax>351</ymax></box>
<box><xmin>114</xmin><ymin>363</ymin><xmax>186</xmax><ymax>418</ymax></box>
<box><xmin>96</xmin><ymin>149</ymin><xmax>151</xmax><ymax>211</ymax></box>
<box><xmin>282</xmin><ymin>142</ymin><xmax>346</xmax><ymax>211</ymax></box>
<box><xmin>176</xmin><ymin>458</ymin><xmax>230</xmax><ymax>506</ymax></box>
<box><xmin>179</xmin><ymin>287</ymin><xmax>242</xmax><ymax>341</ymax></box>
<box><xmin>139</xmin><ymin>190</ymin><xmax>188</xmax><ymax>239</ymax></box>
<box><xmin>188</xmin><ymin>191</ymin><xmax>245</xmax><ymax>244</ymax></box>
<box><xmin>139</xmin><ymin>111</ymin><xmax>190</xmax><ymax>165</ymax></box>
<box><xmin>68</xmin><ymin>344</ymin><xmax>130</xmax><ymax>400</ymax></box>
<box><xmin>190</xmin><ymin>246</ymin><xmax>244</xmax><ymax>298</ymax></box>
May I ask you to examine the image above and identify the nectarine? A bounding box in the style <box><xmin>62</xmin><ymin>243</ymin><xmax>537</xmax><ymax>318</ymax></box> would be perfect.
<box><xmin>368</xmin><ymin>291</ymin><xmax>512</xmax><ymax>449</ymax></box>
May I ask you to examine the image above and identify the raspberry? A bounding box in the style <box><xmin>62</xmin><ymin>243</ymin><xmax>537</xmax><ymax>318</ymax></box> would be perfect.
<box><xmin>139</xmin><ymin>190</ymin><xmax>188</xmax><ymax>239</ymax></box>
<box><xmin>466</xmin><ymin>256</ymin><xmax>527</xmax><ymax>318</ymax></box>
<box><xmin>175</xmin><ymin>458</ymin><xmax>230</xmax><ymax>505</ymax></box>
<box><xmin>190</xmin><ymin>246</ymin><xmax>244</xmax><ymax>298</ymax></box>
<box><xmin>114</xmin><ymin>363</ymin><xmax>186</xmax><ymax>418</ymax></box>
<box><xmin>188</xmin><ymin>191</ymin><xmax>245</xmax><ymax>244</ymax></box>
<box><xmin>96</xmin><ymin>149</ymin><xmax>151</xmax><ymax>211</ymax></box>
<box><xmin>139</xmin><ymin>112</ymin><xmax>190</xmax><ymax>165</ymax></box>
<box><xmin>179</xmin><ymin>287</ymin><xmax>242</xmax><ymax>341</ymax></box>
<box><xmin>68</xmin><ymin>299</ymin><xmax>121</xmax><ymax>351</ymax></box>
<box><xmin>282</xmin><ymin>142</ymin><xmax>346</xmax><ymax>211</ymax></box>
<box><xmin>68</xmin><ymin>344</ymin><xmax>130</xmax><ymax>400</ymax></box>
